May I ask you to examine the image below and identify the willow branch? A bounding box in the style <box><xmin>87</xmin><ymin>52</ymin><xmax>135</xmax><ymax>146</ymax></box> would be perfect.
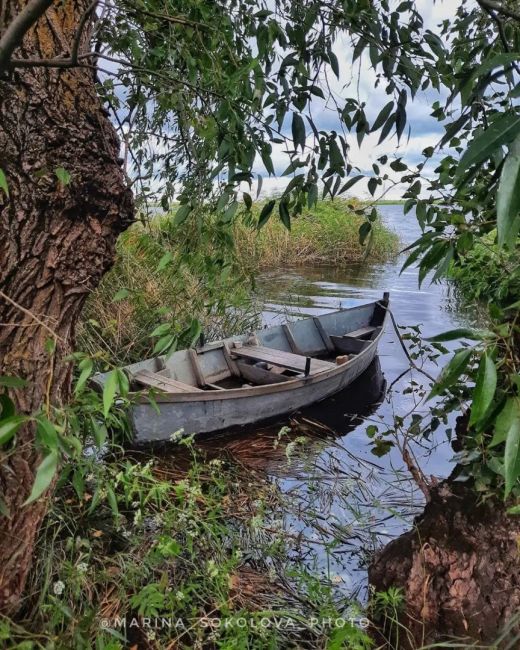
<box><xmin>476</xmin><ymin>0</ymin><xmax>520</xmax><ymax>22</ymax></box>
<box><xmin>0</xmin><ymin>0</ymin><xmax>55</xmax><ymax>73</ymax></box>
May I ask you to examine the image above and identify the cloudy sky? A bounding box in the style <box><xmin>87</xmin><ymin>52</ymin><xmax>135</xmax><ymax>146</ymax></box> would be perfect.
<box><xmin>254</xmin><ymin>0</ymin><xmax>458</xmax><ymax>199</ymax></box>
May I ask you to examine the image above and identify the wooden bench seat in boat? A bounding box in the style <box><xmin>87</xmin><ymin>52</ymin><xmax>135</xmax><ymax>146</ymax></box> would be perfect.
<box><xmin>330</xmin><ymin>326</ymin><xmax>381</xmax><ymax>355</ymax></box>
<box><xmin>133</xmin><ymin>369</ymin><xmax>203</xmax><ymax>393</ymax></box>
<box><xmin>230</xmin><ymin>345</ymin><xmax>334</xmax><ymax>375</ymax></box>
<box><xmin>344</xmin><ymin>325</ymin><xmax>376</xmax><ymax>339</ymax></box>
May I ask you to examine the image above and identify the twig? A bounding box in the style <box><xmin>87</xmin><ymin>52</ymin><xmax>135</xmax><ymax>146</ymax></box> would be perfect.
<box><xmin>0</xmin><ymin>289</ymin><xmax>63</xmax><ymax>342</ymax></box>
<box><xmin>0</xmin><ymin>0</ymin><xmax>55</xmax><ymax>73</ymax></box>
<box><xmin>377</xmin><ymin>301</ymin><xmax>436</xmax><ymax>383</ymax></box>
<box><xmin>476</xmin><ymin>0</ymin><xmax>520</xmax><ymax>22</ymax></box>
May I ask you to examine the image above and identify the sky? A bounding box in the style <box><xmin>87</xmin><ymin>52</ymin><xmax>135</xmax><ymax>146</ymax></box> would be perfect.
<box><xmin>253</xmin><ymin>0</ymin><xmax>459</xmax><ymax>200</ymax></box>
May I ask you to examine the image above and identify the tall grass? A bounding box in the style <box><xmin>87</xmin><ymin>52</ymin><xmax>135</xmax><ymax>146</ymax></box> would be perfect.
<box><xmin>78</xmin><ymin>216</ymin><xmax>260</xmax><ymax>367</ymax></box>
<box><xmin>78</xmin><ymin>200</ymin><xmax>399</xmax><ymax>366</ymax></box>
<box><xmin>235</xmin><ymin>199</ymin><xmax>399</xmax><ymax>269</ymax></box>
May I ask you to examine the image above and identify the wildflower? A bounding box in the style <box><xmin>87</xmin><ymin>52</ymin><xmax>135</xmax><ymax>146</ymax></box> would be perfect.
<box><xmin>207</xmin><ymin>559</ymin><xmax>219</xmax><ymax>577</ymax></box>
<box><xmin>147</xmin><ymin>630</ymin><xmax>156</xmax><ymax>641</ymax></box>
<box><xmin>53</xmin><ymin>580</ymin><xmax>65</xmax><ymax>596</ymax></box>
<box><xmin>169</xmin><ymin>429</ymin><xmax>184</xmax><ymax>442</ymax></box>
<box><xmin>331</xmin><ymin>575</ymin><xmax>343</xmax><ymax>584</ymax></box>
<box><xmin>176</xmin><ymin>590</ymin><xmax>185</xmax><ymax>600</ymax></box>
<box><xmin>77</xmin><ymin>562</ymin><xmax>88</xmax><ymax>574</ymax></box>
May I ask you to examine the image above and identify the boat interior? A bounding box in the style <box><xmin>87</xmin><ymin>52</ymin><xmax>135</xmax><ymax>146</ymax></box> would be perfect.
<box><xmin>109</xmin><ymin>298</ymin><xmax>388</xmax><ymax>396</ymax></box>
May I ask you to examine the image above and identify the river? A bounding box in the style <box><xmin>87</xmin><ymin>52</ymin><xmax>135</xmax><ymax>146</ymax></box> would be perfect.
<box><xmin>184</xmin><ymin>204</ymin><xmax>479</xmax><ymax>600</ymax></box>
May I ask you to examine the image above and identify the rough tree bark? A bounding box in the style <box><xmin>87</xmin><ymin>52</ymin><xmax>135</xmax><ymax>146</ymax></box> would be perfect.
<box><xmin>369</xmin><ymin>481</ymin><xmax>520</xmax><ymax>647</ymax></box>
<box><xmin>0</xmin><ymin>0</ymin><xmax>134</xmax><ymax>613</ymax></box>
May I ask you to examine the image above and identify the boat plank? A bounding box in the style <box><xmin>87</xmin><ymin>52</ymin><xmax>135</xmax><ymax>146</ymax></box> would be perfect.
<box><xmin>231</xmin><ymin>345</ymin><xmax>333</xmax><ymax>374</ymax></box>
<box><xmin>134</xmin><ymin>369</ymin><xmax>203</xmax><ymax>393</ymax></box>
<box><xmin>236</xmin><ymin>360</ymin><xmax>293</xmax><ymax>385</ymax></box>
<box><xmin>345</xmin><ymin>326</ymin><xmax>376</xmax><ymax>339</ymax></box>
<box><xmin>313</xmin><ymin>317</ymin><xmax>335</xmax><ymax>354</ymax></box>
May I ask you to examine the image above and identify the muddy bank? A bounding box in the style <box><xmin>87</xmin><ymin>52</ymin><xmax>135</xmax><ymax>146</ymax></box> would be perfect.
<box><xmin>369</xmin><ymin>480</ymin><xmax>520</xmax><ymax>647</ymax></box>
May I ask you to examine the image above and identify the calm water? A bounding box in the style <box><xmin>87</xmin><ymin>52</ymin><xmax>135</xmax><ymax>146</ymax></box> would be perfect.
<box><xmin>190</xmin><ymin>205</ymin><xmax>479</xmax><ymax>598</ymax></box>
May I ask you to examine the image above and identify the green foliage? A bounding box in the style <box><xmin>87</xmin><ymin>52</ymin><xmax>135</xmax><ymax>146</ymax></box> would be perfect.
<box><xmin>2</xmin><ymin>446</ymin><xmax>372</xmax><ymax>649</ymax></box>
<box><xmin>78</xmin><ymin>213</ymin><xmax>260</xmax><ymax>367</ymax></box>
<box><xmin>239</xmin><ymin>199</ymin><xmax>399</xmax><ymax>269</ymax></box>
<box><xmin>449</xmin><ymin>232</ymin><xmax>520</xmax><ymax>308</ymax></box>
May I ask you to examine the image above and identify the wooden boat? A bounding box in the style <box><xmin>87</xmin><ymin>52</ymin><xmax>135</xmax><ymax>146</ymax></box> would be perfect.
<box><xmin>94</xmin><ymin>293</ymin><xmax>389</xmax><ymax>443</ymax></box>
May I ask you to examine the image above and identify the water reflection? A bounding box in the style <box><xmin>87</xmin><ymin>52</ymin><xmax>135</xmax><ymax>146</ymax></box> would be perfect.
<box><xmin>163</xmin><ymin>205</ymin><xmax>479</xmax><ymax>599</ymax></box>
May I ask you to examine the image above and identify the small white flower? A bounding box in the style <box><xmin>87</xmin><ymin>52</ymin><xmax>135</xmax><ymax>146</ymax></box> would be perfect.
<box><xmin>176</xmin><ymin>590</ymin><xmax>185</xmax><ymax>600</ymax></box>
<box><xmin>147</xmin><ymin>630</ymin><xmax>156</xmax><ymax>641</ymax></box>
<box><xmin>53</xmin><ymin>580</ymin><xmax>65</xmax><ymax>596</ymax></box>
<box><xmin>77</xmin><ymin>562</ymin><xmax>88</xmax><ymax>574</ymax></box>
<box><xmin>207</xmin><ymin>560</ymin><xmax>219</xmax><ymax>577</ymax></box>
<box><xmin>169</xmin><ymin>428</ymin><xmax>184</xmax><ymax>442</ymax></box>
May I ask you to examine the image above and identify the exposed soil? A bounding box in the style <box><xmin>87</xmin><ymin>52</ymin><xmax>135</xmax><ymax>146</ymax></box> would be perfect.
<box><xmin>369</xmin><ymin>481</ymin><xmax>520</xmax><ymax>647</ymax></box>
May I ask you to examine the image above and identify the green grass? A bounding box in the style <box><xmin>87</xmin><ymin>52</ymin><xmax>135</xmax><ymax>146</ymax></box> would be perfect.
<box><xmin>78</xmin><ymin>215</ymin><xmax>261</xmax><ymax>367</ymax></box>
<box><xmin>3</xmin><ymin>440</ymin><xmax>372</xmax><ymax>649</ymax></box>
<box><xmin>236</xmin><ymin>199</ymin><xmax>400</xmax><ymax>269</ymax></box>
<box><xmin>78</xmin><ymin>200</ymin><xmax>399</xmax><ymax>367</ymax></box>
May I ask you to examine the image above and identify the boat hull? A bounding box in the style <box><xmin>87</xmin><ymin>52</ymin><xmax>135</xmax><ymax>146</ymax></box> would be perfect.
<box><xmin>130</xmin><ymin>328</ymin><xmax>380</xmax><ymax>443</ymax></box>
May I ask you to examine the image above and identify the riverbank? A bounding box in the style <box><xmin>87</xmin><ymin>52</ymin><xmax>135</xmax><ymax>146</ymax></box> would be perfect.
<box><xmin>78</xmin><ymin>200</ymin><xmax>399</xmax><ymax>366</ymax></box>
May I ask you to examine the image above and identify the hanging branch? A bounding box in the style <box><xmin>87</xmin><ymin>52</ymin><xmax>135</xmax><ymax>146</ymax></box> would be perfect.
<box><xmin>0</xmin><ymin>0</ymin><xmax>55</xmax><ymax>73</ymax></box>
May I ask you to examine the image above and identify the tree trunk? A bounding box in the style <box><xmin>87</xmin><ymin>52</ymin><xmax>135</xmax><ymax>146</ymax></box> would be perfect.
<box><xmin>0</xmin><ymin>0</ymin><xmax>133</xmax><ymax>613</ymax></box>
<box><xmin>369</xmin><ymin>481</ymin><xmax>520</xmax><ymax>647</ymax></box>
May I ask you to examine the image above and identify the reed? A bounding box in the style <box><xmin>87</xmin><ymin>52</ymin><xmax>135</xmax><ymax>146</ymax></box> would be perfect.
<box><xmin>234</xmin><ymin>199</ymin><xmax>399</xmax><ymax>269</ymax></box>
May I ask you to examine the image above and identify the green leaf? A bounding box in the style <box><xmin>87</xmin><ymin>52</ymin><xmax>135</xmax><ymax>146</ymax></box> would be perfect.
<box><xmin>173</xmin><ymin>204</ymin><xmax>191</xmax><ymax>225</ymax></box>
<box><xmin>0</xmin><ymin>415</ymin><xmax>26</xmax><ymax>446</ymax></box>
<box><xmin>35</xmin><ymin>416</ymin><xmax>59</xmax><ymax>450</ymax></box>
<box><xmin>426</xmin><ymin>328</ymin><xmax>494</xmax><ymax>342</ymax></box>
<box><xmin>243</xmin><ymin>192</ymin><xmax>252</xmax><ymax>210</ymax></box>
<box><xmin>469</xmin><ymin>353</ymin><xmax>497</xmax><ymax>427</ymax></box>
<box><xmin>112</xmin><ymin>288</ymin><xmax>130</xmax><ymax>302</ymax></box>
<box><xmin>472</xmin><ymin>53</ymin><xmax>520</xmax><ymax>80</ymax></box>
<box><xmin>153</xmin><ymin>334</ymin><xmax>176</xmax><ymax>355</ymax></box>
<box><xmin>497</xmin><ymin>133</ymin><xmax>520</xmax><ymax>247</ymax></box>
<box><xmin>504</xmin><ymin>399</ymin><xmax>520</xmax><ymax>497</ymax></box>
<box><xmin>428</xmin><ymin>348</ymin><xmax>473</xmax><ymax>399</ymax></box>
<box><xmin>0</xmin><ymin>375</ymin><xmax>27</xmax><ymax>388</ymax></box>
<box><xmin>291</xmin><ymin>113</ymin><xmax>306</xmax><ymax>151</ymax></box>
<box><xmin>359</xmin><ymin>221</ymin><xmax>371</xmax><ymax>245</ymax></box>
<box><xmin>54</xmin><ymin>167</ymin><xmax>71</xmax><ymax>185</ymax></box>
<box><xmin>0</xmin><ymin>394</ymin><xmax>15</xmax><ymax>420</ymax></box>
<box><xmin>157</xmin><ymin>252</ymin><xmax>173</xmax><ymax>271</ymax></box>
<box><xmin>0</xmin><ymin>169</ymin><xmax>8</xmax><ymax>197</ymax></box>
<box><xmin>491</xmin><ymin>398</ymin><xmax>519</xmax><ymax>448</ymax></box>
<box><xmin>103</xmin><ymin>370</ymin><xmax>119</xmax><ymax>418</ymax></box>
<box><xmin>23</xmin><ymin>451</ymin><xmax>58</xmax><ymax>505</ymax></box>
<box><xmin>371</xmin><ymin>101</ymin><xmax>394</xmax><ymax>132</ymax></box>
<box><xmin>90</xmin><ymin>416</ymin><xmax>108</xmax><ymax>448</ymax></box>
<box><xmin>107</xmin><ymin>484</ymin><xmax>119</xmax><ymax>517</ymax></box>
<box><xmin>328</xmin><ymin>50</ymin><xmax>339</xmax><ymax>78</ymax></box>
<box><xmin>307</xmin><ymin>183</ymin><xmax>318</xmax><ymax>208</ymax></box>
<box><xmin>258</xmin><ymin>199</ymin><xmax>275</xmax><ymax>228</ymax></box>
<box><xmin>279</xmin><ymin>200</ymin><xmax>291</xmax><ymax>230</ymax></box>
<box><xmin>338</xmin><ymin>175</ymin><xmax>364</xmax><ymax>195</ymax></box>
<box><xmin>456</xmin><ymin>112</ymin><xmax>520</xmax><ymax>178</ymax></box>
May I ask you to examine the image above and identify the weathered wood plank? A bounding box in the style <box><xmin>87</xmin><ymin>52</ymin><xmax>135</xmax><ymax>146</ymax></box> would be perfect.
<box><xmin>188</xmin><ymin>348</ymin><xmax>206</xmax><ymax>387</ymax></box>
<box><xmin>313</xmin><ymin>317</ymin><xmax>335</xmax><ymax>354</ymax></box>
<box><xmin>344</xmin><ymin>325</ymin><xmax>376</xmax><ymax>339</ymax></box>
<box><xmin>282</xmin><ymin>323</ymin><xmax>303</xmax><ymax>355</ymax></box>
<box><xmin>231</xmin><ymin>345</ymin><xmax>333</xmax><ymax>374</ymax></box>
<box><xmin>237</xmin><ymin>360</ymin><xmax>292</xmax><ymax>385</ymax></box>
<box><xmin>134</xmin><ymin>369</ymin><xmax>202</xmax><ymax>393</ymax></box>
<box><xmin>330</xmin><ymin>335</ymin><xmax>370</xmax><ymax>355</ymax></box>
